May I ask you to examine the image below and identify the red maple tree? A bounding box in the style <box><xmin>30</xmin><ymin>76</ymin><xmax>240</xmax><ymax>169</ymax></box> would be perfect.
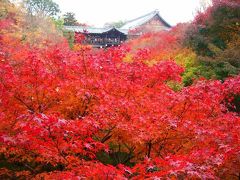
<box><xmin>0</xmin><ymin>1</ymin><xmax>240</xmax><ymax>179</ymax></box>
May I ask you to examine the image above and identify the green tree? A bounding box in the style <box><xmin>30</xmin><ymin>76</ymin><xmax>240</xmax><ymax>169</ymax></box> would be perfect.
<box><xmin>24</xmin><ymin>0</ymin><xmax>60</xmax><ymax>17</ymax></box>
<box><xmin>184</xmin><ymin>0</ymin><xmax>240</xmax><ymax>81</ymax></box>
<box><xmin>104</xmin><ymin>20</ymin><xmax>125</xmax><ymax>28</ymax></box>
<box><xmin>185</xmin><ymin>0</ymin><xmax>240</xmax><ymax>57</ymax></box>
<box><xmin>63</xmin><ymin>12</ymin><xmax>78</xmax><ymax>26</ymax></box>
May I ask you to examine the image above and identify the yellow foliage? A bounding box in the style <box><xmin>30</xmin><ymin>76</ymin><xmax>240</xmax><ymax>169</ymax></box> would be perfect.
<box><xmin>174</xmin><ymin>48</ymin><xmax>197</xmax><ymax>68</ymax></box>
<box><xmin>122</xmin><ymin>53</ymin><xmax>134</xmax><ymax>63</ymax></box>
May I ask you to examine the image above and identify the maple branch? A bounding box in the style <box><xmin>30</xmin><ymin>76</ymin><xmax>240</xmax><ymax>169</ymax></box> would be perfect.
<box><xmin>80</xmin><ymin>49</ymin><xmax>87</xmax><ymax>74</ymax></box>
<box><xmin>100</xmin><ymin>126</ymin><xmax>115</xmax><ymax>143</ymax></box>
<box><xmin>146</xmin><ymin>141</ymin><xmax>152</xmax><ymax>158</ymax></box>
<box><xmin>101</xmin><ymin>131</ymin><xmax>113</xmax><ymax>143</ymax></box>
<box><xmin>14</xmin><ymin>95</ymin><xmax>35</xmax><ymax>113</ymax></box>
<box><xmin>24</xmin><ymin>164</ymin><xmax>37</xmax><ymax>174</ymax></box>
<box><xmin>46</xmin><ymin>126</ymin><xmax>69</xmax><ymax>165</ymax></box>
<box><xmin>122</xmin><ymin>143</ymin><xmax>135</xmax><ymax>164</ymax></box>
<box><xmin>80</xmin><ymin>94</ymin><xmax>93</xmax><ymax>117</ymax></box>
<box><xmin>177</xmin><ymin>100</ymin><xmax>191</xmax><ymax>121</ymax></box>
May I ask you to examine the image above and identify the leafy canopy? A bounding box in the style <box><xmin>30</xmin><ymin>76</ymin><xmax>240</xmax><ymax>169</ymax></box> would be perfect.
<box><xmin>24</xmin><ymin>0</ymin><xmax>60</xmax><ymax>17</ymax></box>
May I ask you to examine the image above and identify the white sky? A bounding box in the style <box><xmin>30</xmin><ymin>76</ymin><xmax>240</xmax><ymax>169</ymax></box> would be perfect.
<box><xmin>53</xmin><ymin>0</ymin><xmax>205</xmax><ymax>27</ymax></box>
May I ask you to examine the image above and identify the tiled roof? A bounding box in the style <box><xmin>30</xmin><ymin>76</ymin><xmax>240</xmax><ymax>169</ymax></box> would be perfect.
<box><xmin>64</xmin><ymin>26</ymin><xmax>128</xmax><ymax>35</ymax></box>
<box><xmin>121</xmin><ymin>10</ymin><xmax>171</xmax><ymax>30</ymax></box>
<box><xmin>64</xmin><ymin>10</ymin><xmax>171</xmax><ymax>35</ymax></box>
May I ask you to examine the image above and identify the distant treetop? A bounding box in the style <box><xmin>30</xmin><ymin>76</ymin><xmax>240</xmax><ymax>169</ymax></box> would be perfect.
<box><xmin>24</xmin><ymin>0</ymin><xmax>60</xmax><ymax>17</ymax></box>
<box><xmin>103</xmin><ymin>20</ymin><xmax>126</xmax><ymax>28</ymax></box>
<box><xmin>63</xmin><ymin>12</ymin><xmax>79</xmax><ymax>26</ymax></box>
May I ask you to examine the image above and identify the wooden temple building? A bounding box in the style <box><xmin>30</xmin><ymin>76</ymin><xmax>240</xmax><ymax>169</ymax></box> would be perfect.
<box><xmin>64</xmin><ymin>10</ymin><xmax>171</xmax><ymax>48</ymax></box>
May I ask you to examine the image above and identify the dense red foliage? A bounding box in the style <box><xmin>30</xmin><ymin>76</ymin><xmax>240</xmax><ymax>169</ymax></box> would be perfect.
<box><xmin>1</xmin><ymin>3</ymin><xmax>240</xmax><ymax>179</ymax></box>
